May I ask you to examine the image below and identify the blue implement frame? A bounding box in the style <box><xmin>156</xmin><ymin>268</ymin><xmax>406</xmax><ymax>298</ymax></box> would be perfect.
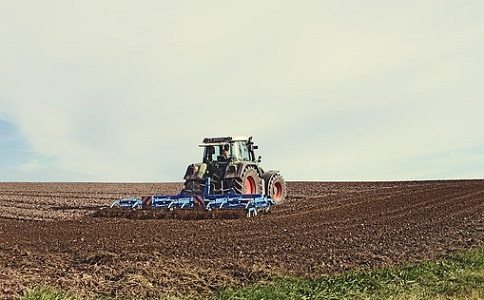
<box><xmin>111</xmin><ymin>178</ymin><xmax>274</xmax><ymax>216</ymax></box>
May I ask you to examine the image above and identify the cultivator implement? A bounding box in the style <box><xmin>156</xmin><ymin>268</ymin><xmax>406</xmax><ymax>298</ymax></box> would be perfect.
<box><xmin>93</xmin><ymin>179</ymin><xmax>275</xmax><ymax>220</ymax></box>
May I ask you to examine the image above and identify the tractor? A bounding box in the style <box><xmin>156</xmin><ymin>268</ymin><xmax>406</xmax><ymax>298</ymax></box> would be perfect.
<box><xmin>94</xmin><ymin>136</ymin><xmax>286</xmax><ymax>219</ymax></box>
<box><xmin>183</xmin><ymin>136</ymin><xmax>286</xmax><ymax>204</ymax></box>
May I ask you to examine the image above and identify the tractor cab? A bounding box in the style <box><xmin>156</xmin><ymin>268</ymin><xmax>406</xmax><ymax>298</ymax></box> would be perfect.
<box><xmin>200</xmin><ymin>136</ymin><xmax>259</xmax><ymax>163</ymax></box>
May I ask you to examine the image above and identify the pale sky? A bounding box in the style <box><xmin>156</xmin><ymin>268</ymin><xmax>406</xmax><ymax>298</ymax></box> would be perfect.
<box><xmin>1</xmin><ymin>1</ymin><xmax>483</xmax><ymax>182</ymax></box>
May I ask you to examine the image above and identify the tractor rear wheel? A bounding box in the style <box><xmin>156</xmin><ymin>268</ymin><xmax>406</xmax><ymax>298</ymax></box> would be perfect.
<box><xmin>232</xmin><ymin>166</ymin><xmax>262</xmax><ymax>195</ymax></box>
<box><xmin>265</xmin><ymin>173</ymin><xmax>286</xmax><ymax>204</ymax></box>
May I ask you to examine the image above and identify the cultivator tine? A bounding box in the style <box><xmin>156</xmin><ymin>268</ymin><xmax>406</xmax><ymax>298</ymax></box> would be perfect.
<box><xmin>170</xmin><ymin>209</ymin><xmax>211</xmax><ymax>220</ymax></box>
<box><xmin>210</xmin><ymin>209</ymin><xmax>247</xmax><ymax>219</ymax></box>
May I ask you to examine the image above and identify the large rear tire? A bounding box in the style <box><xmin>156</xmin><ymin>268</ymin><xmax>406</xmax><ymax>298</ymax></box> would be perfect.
<box><xmin>231</xmin><ymin>166</ymin><xmax>262</xmax><ymax>195</ymax></box>
<box><xmin>264</xmin><ymin>173</ymin><xmax>286</xmax><ymax>204</ymax></box>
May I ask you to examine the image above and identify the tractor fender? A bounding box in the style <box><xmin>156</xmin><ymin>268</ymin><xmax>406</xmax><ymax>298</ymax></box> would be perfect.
<box><xmin>224</xmin><ymin>162</ymin><xmax>262</xmax><ymax>179</ymax></box>
<box><xmin>261</xmin><ymin>170</ymin><xmax>280</xmax><ymax>185</ymax></box>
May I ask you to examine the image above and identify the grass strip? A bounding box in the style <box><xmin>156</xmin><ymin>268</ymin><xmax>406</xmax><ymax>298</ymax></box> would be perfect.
<box><xmin>21</xmin><ymin>248</ymin><xmax>484</xmax><ymax>300</ymax></box>
<box><xmin>215</xmin><ymin>248</ymin><xmax>484</xmax><ymax>300</ymax></box>
<box><xmin>21</xmin><ymin>287</ymin><xmax>80</xmax><ymax>300</ymax></box>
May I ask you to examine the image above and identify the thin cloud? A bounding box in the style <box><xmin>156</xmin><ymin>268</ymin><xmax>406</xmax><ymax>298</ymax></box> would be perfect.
<box><xmin>0</xmin><ymin>1</ymin><xmax>483</xmax><ymax>181</ymax></box>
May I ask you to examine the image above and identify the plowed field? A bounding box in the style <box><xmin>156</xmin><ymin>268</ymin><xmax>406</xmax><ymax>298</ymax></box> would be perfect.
<box><xmin>0</xmin><ymin>180</ymin><xmax>483</xmax><ymax>298</ymax></box>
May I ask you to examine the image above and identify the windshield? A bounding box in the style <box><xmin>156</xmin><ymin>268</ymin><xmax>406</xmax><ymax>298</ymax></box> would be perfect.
<box><xmin>232</xmin><ymin>141</ymin><xmax>250</xmax><ymax>161</ymax></box>
<box><xmin>203</xmin><ymin>144</ymin><xmax>231</xmax><ymax>162</ymax></box>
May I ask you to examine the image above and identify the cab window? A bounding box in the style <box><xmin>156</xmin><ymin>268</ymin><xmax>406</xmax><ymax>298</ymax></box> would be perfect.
<box><xmin>236</xmin><ymin>142</ymin><xmax>250</xmax><ymax>161</ymax></box>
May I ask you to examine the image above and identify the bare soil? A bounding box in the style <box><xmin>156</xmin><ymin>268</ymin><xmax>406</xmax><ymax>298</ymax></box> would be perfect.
<box><xmin>0</xmin><ymin>180</ymin><xmax>483</xmax><ymax>298</ymax></box>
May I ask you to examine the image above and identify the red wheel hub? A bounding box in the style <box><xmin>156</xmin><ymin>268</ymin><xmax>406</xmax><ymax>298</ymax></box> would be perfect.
<box><xmin>273</xmin><ymin>181</ymin><xmax>283</xmax><ymax>201</ymax></box>
<box><xmin>244</xmin><ymin>176</ymin><xmax>256</xmax><ymax>194</ymax></box>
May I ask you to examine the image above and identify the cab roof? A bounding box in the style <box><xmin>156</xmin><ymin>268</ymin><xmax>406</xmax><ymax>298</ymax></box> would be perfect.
<box><xmin>200</xmin><ymin>136</ymin><xmax>249</xmax><ymax>146</ymax></box>
<box><xmin>202</xmin><ymin>136</ymin><xmax>248</xmax><ymax>143</ymax></box>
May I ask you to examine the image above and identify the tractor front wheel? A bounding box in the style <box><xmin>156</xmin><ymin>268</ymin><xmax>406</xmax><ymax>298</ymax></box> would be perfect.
<box><xmin>264</xmin><ymin>173</ymin><xmax>287</xmax><ymax>204</ymax></box>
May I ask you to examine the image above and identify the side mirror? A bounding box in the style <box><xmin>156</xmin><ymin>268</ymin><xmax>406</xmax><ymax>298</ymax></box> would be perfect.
<box><xmin>253</xmin><ymin>145</ymin><xmax>259</xmax><ymax>150</ymax></box>
<box><xmin>257</xmin><ymin>156</ymin><xmax>262</xmax><ymax>163</ymax></box>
